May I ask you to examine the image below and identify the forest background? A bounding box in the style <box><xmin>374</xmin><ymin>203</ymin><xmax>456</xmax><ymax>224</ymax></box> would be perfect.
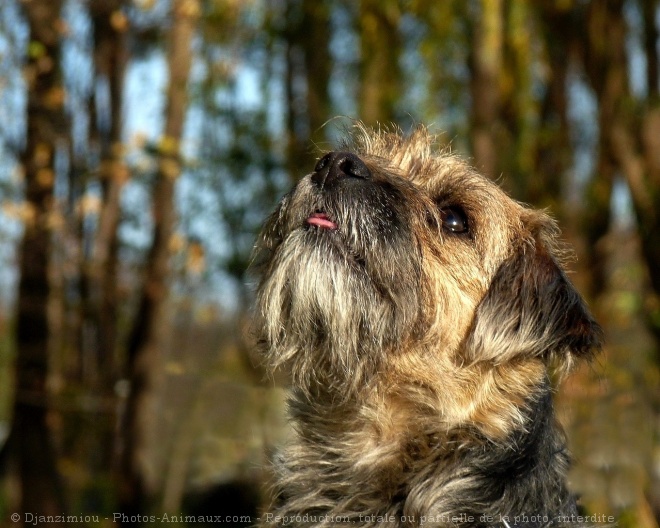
<box><xmin>0</xmin><ymin>0</ymin><xmax>657</xmax><ymax>527</ymax></box>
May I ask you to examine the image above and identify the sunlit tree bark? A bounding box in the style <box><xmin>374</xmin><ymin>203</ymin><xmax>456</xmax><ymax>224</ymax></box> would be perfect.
<box><xmin>469</xmin><ymin>0</ymin><xmax>503</xmax><ymax>179</ymax></box>
<box><xmin>117</xmin><ymin>0</ymin><xmax>199</xmax><ymax>522</ymax></box>
<box><xmin>359</xmin><ymin>0</ymin><xmax>401</xmax><ymax>125</ymax></box>
<box><xmin>88</xmin><ymin>0</ymin><xmax>129</xmax><ymax>388</ymax></box>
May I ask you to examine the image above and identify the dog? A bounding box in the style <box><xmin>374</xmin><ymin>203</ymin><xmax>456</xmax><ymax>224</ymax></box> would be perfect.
<box><xmin>252</xmin><ymin>124</ymin><xmax>603</xmax><ymax>527</ymax></box>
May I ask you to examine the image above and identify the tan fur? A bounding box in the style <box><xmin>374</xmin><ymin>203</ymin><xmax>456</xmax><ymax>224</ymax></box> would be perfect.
<box><xmin>252</xmin><ymin>124</ymin><xmax>602</xmax><ymax>527</ymax></box>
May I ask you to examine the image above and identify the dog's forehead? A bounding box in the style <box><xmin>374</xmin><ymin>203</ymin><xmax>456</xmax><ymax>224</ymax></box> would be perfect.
<box><xmin>358</xmin><ymin>145</ymin><xmax>525</xmax><ymax>226</ymax></box>
<box><xmin>349</xmin><ymin>128</ymin><xmax>518</xmax><ymax>204</ymax></box>
<box><xmin>341</xmin><ymin>126</ymin><xmax>538</xmax><ymax>240</ymax></box>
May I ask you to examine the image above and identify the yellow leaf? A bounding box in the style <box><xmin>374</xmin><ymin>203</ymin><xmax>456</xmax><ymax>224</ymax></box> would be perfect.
<box><xmin>159</xmin><ymin>135</ymin><xmax>179</xmax><ymax>156</ymax></box>
<box><xmin>36</xmin><ymin>168</ymin><xmax>54</xmax><ymax>188</ymax></box>
<box><xmin>27</xmin><ymin>41</ymin><xmax>46</xmax><ymax>59</ymax></box>
<box><xmin>110</xmin><ymin>10</ymin><xmax>129</xmax><ymax>32</ymax></box>
<box><xmin>169</xmin><ymin>232</ymin><xmax>186</xmax><ymax>253</ymax></box>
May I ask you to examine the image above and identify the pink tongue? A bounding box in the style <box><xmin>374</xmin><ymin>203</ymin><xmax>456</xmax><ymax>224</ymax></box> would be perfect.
<box><xmin>307</xmin><ymin>213</ymin><xmax>337</xmax><ymax>230</ymax></box>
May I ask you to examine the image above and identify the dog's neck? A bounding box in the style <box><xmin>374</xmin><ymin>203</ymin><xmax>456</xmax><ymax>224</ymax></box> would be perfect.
<box><xmin>267</xmin><ymin>382</ymin><xmax>580</xmax><ymax>527</ymax></box>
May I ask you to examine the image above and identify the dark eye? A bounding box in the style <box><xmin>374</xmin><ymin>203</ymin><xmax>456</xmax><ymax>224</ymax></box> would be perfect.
<box><xmin>440</xmin><ymin>206</ymin><xmax>469</xmax><ymax>234</ymax></box>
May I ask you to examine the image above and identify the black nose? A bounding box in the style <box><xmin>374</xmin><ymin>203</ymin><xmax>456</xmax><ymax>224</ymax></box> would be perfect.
<box><xmin>311</xmin><ymin>151</ymin><xmax>371</xmax><ymax>187</ymax></box>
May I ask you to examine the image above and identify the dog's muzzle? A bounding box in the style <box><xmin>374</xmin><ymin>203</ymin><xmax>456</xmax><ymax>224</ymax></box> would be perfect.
<box><xmin>306</xmin><ymin>151</ymin><xmax>373</xmax><ymax>231</ymax></box>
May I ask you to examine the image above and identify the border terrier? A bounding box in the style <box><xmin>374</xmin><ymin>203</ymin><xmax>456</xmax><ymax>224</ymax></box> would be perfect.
<box><xmin>252</xmin><ymin>124</ymin><xmax>602</xmax><ymax>527</ymax></box>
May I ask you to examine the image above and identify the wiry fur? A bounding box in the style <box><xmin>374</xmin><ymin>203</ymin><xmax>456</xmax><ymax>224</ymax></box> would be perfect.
<box><xmin>252</xmin><ymin>124</ymin><xmax>602</xmax><ymax>527</ymax></box>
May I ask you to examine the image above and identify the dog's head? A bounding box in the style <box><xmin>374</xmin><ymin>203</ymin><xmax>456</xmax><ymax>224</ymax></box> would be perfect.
<box><xmin>253</xmin><ymin>124</ymin><xmax>601</xmax><ymax>435</ymax></box>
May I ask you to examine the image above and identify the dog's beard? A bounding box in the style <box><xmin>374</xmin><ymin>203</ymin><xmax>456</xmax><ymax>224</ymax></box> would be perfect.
<box><xmin>254</xmin><ymin>177</ymin><xmax>425</xmax><ymax>396</ymax></box>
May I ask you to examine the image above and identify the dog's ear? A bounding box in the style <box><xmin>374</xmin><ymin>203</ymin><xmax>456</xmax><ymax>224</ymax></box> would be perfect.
<box><xmin>464</xmin><ymin>240</ymin><xmax>603</xmax><ymax>370</ymax></box>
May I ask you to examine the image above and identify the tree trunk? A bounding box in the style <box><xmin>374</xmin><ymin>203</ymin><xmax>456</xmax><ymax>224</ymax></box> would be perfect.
<box><xmin>578</xmin><ymin>0</ymin><xmax>627</xmax><ymax>299</ymax></box>
<box><xmin>5</xmin><ymin>0</ymin><xmax>69</xmax><ymax>520</ymax></box>
<box><xmin>283</xmin><ymin>0</ymin><xmax>310</xmax><ymax>180</ymax></box>
<box><xmin>642</xmin><ymin>0</ymin><xmax>659</xmax><ymax>100</ymax></box>
<box><xmin>610</xmin><ymin>109</ymin><xmax>660</xmax><ymax>341</ymax></box>
<box><xmin>88</xmin><ymin>0</ymin><xmax>129</xmax><ymax>389</ymax></box>
<box><xmin>580</xmin><ymin>2</ymin><xmax>660</xmax><ymax>522</ymax></box>
<box><xmin>301</xmin><ymin>0</ymin><xmax>331</xmax><ymax>144</ymax></box>
<box><xmin>61</xmin><ymin>0</ymin><xmax>130</xmax><ymax>488</ymax></box>
<box><xmin>469</xmin><ymin>0</ymin><xmax>504</xmax><ymax>179</ymax></box>
<box><xmin>359</xmin><ymin>0</ymin><xmax>401</xmax><ymax>125</ymax></box>
<box><xmin>117</xmin><ymin>0</ymin><xmax>199</xmax><ymax>522</ymax></box>
<box><xmin>532</xmin><ymin>4</ymin><xmax>574</xmax><ymax>210</ymax></box>
<box><xmin>579</xmin><ymin>0</ymin><xmax>660</xmax><ymax>341</ymax></box>
<box><xmin>282</xmin><ymin>0</ymin><xmax>332</xmax><ymax>179</ymax></box>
